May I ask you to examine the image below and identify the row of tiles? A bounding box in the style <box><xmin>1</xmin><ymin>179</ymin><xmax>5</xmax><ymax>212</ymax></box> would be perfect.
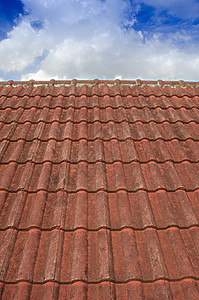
<box><xmin>0</xmin><ymin>227</ymin><xmax>199</xmax><ymax>282</ymax></box>
<box><xmin>1</xmin><ymin>84</ymin><xmax>199</xmax><ymax>97</ymax></box>
<box><xmin>0</xmin><ymin>121</ymin><xmax>199</xmax><ymax>141</ymax></box>
<box><xmin>1</xmin><ymin>280</ymin><xmax>198</xmax><ymax>300</ymax></box>
<box><xmin>1</xmin><ymin>95</ymin><xmax>199</xmax><ymax>109</ymax></box>
<box><xmin>1</xmin><ymin>106</ymin><xmax>199</xmax><ymax>124</ymax></box>
<box><xmin>1</xmin><ymin>139</ymin><xmax>199</xmax><ymax>163</ymax></box>
<box><xmin>0</xmin><ymin>190</ymin><xmax>198</xmax><ymax>230</ymax></box>
<box><xmin>0</xmin><ymin>161</ymin><xmax>198</xmax><ymax>192</ymax></box>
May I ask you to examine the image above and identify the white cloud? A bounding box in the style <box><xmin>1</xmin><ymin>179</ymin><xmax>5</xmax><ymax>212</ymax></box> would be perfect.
<box><xmin>0</xmin><ymin>21</ymin><xmax>44</xmax><ymax>72</ymax></box>
<box><xmin>1</xmin><ymin>0</ymin><xmax>199</xmax><ymax>80</ymax></box>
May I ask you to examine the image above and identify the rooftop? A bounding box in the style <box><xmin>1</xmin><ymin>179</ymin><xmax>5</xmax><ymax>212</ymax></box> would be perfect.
<box><xmin>0</xmin><ymin>80</ymin><xmax>199</xmax><ymax>299</ymax></box>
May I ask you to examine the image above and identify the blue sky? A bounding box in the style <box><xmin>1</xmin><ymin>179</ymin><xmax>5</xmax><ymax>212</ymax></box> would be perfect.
<box><xmin>0</xmin><ymin>0</ymin><xmax>199</xmax><ymax>81</ymax></box>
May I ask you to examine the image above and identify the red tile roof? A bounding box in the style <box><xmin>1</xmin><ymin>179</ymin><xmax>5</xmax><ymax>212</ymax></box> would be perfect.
<box><xmin>0</xmin><ymin>79</ymin><xmax>199</xmax><ymax>299</ymax></box>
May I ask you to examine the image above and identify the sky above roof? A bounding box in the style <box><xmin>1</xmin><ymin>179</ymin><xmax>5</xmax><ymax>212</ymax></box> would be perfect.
<box><xmin>0</xmin><ymin>0</ymin><xmax>199</xmax><ymax>81</ymax></box>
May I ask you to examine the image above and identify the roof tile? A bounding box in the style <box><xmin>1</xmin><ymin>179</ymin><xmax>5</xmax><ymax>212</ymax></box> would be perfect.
<box><xmin>0</xmin><ymin>80</ymin><xmax>199</xmax><ymax>299</ymax></box>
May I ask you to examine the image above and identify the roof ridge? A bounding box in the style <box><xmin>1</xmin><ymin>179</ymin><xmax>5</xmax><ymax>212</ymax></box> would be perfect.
<box><xmin>0</xmin><ymin>79</ymin><xmax>199</xmax><ymax>88</ymax></box>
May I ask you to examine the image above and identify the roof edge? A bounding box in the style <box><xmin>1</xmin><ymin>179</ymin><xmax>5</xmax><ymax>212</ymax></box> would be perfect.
<box><xmin>0</xmin><ymin>79</ymin><xmax>199</xmax><ymax>89</ymax></box>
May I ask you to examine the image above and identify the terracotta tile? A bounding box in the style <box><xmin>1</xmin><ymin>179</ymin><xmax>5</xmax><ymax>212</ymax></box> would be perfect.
<box><xmin>135</xmin><ymin>139</ymin><xmax>171</xmax><ymax>162</ymax></box>
<box><xmin>31</xmin><ymin>283</ymin><xmax>60</xmax><ymax>300</ymax></box>
<box><xmin>175</xmin><ymin>162</ymin><xmax>199</xmax><ymax>190</ymax></box>
<box><xmin>0</xmin><ymin>80</ymin><xmax>199</xmax><ymax>299</ymax></box>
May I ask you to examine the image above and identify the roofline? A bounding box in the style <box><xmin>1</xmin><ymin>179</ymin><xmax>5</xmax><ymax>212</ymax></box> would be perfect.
<box><xmin>0</xmin><ymin>79</ymin><xmax>199</xmax><ymax>88</ymax></box>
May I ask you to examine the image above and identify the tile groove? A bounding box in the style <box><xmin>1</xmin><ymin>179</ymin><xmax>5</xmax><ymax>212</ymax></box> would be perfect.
<box><xmin>0</xmin><ymin>277</ymin><xmax>199</xmax><ymax>285</ymax></box>
<box><xmin>0</xmin><ymin>225</ymin><xmax>198</xmax><ymax>232</ymax></box>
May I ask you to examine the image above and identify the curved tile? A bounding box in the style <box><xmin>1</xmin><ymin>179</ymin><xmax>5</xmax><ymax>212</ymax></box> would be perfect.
<box><xmin>0</xmin><ymin>80</ymin><xmax>199</xmax><ymax>299</ymax></box>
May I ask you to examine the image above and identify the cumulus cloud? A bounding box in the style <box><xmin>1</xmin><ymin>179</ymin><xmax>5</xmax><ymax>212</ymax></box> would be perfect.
<box><xmin>0</xmin><ymin>0</ymin><xmax>199</xmax><ymax>81</ymax></box>
<box><xmin>0</xmin><ymin>21</ymin><xmax>46</xmax><ymax>72</ymax></box>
